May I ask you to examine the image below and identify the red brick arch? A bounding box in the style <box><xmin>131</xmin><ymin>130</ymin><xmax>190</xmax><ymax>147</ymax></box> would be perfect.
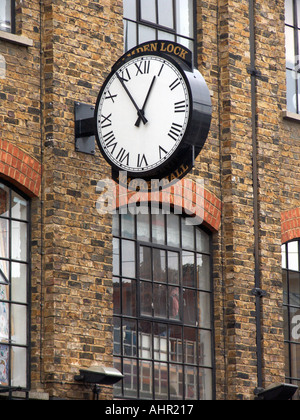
<box><xmin>281</xmin><ymin>208</ymin><xmax>300</xmax><ymax>244</ymax></box>
<box><xmin>115</xmin><ymin>179</ymin><xmax>221</xmax><ymax>232</ymax></box>
<box><xmin>0</xmin><ymin>140</ymin><xmax>41</xmax><ymax>197</ymax></box>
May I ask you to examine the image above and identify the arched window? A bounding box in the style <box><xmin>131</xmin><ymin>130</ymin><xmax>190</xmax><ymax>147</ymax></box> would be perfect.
<box><xmin>0</xmin><ymin>181</ymin><xmax>30</xmax><ymax>391</ymax></box>
<box><xmin>113</xmin><ymin>211</ymin><xmax>214</xmax><ymax>400</ymax></box>
<box><xmin>282</xmin><ymin>240</ymin><xmax>300</xmax><ymax>399</ymax></box>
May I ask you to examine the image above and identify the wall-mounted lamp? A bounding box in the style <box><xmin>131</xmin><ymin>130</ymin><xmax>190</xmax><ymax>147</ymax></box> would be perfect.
<box><xmin>74</xmin><ymin>366</ymin><xmax>124</xmax><ymax>400</ymax></box>
<box><xmin>254</xmin><ymin>383</ymin><xmax>298</xmax><ymax>401</ymax></box>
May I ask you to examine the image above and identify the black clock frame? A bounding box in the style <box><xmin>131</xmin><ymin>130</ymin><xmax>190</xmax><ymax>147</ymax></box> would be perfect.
<box><xmin>94</xmin><ymin>42</ymin><xmax>212</xmax><ymax>183</ymax></box>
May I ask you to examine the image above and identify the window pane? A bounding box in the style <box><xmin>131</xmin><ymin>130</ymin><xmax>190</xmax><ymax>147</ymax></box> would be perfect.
<box><xmin>141</xmin><ymin>0</ymin><xmax>156</xmax><ymax>23</ymax></box>
<box><xmin>124</xmin><ymin>0</ymin><xmax>137</xmax><ymax>20</ymax></box>
<box><xmin>11</xmin><ymin>192</ymin><xmax>28</xmax><ymax>221</ymax></box>
<box><xmin>122</xmin><ymin>240</ymin><xmax>136</xmax><ymax>277</ymax></box>
<box><xmin>184</xmin><ymin>327</ymin><xmax>197</xmax><ymax>365</ymax></box>
<box><xmin>0</xmin><ymin>184</ymin><xmax>9</xmax><ymax>217</ymax></box>
<box><xmin>0</xmin><ymin>0</ymin><xmax>12</xmax><ymax>33</ymax></box>
<box><xmin>176</xmin><ymin>0</ymin><xmax>194</xmax><ymax>38</ymax></box>
<box><xmin>289</xmin><ymin>271</ymin><xmax>300</xmax><ymax>307</ymax></box>
<box><xmin>185</xmin><ymin>366</ymin><xmax>198</xmax><ymax>400</ymax></box>
<box><xmin>123</xmin><ymin>319</ymin><xmax>137</xmax><ymax>357</ymax></box>
<box><xmin>137</xmin><ymin>213</ymin><xmax>150</xmax><ymax>242</ymax></box>
<box><xmin>287</xmin><ymin>69</ymin><xmax>297</xmax><ymax>113</ymax></box>
<box><xmin>11</xmin><ymin>263</ymin><xmax>27</xmax><ymax>304</ymax></box>
<box><xmin>153</xmin><ymin>323</ymin><xmax>168</xmax><ymax>360</ymax></box>
<box><xmin>199</xmin><ymin>329</ymin><xmax>212</xmax><ymax>367</ymax></box>
<box><xmin>285</xmin><ymin>0</ymin><xmax>294</xmax><ymax>25</ymax></box>
<box><xmin>286</xmin><ymin>26</ymin><xmax>296</xmax><ymax>69</ymax></box>
<box><xmin>170</xmin><ymin>364</ymin><xmax>183</xmax><ymax>399</ymax></box>
<box><xmin>153</xmin><ymin>283</ymin><xmax>167</xmax><ymax>318</ymax></box>
<box><xmin>0</xmin><ymin>293</ymin><xmax>9</xmax><ymax>341</ymax></box>
<box><xmin>169</xmin><ymin>325</ymin><xmax>182</xmax><ymax>363</ymax></box>
<box><xmin>298</xmin><ymin>0</ymin><xmax>300</xmax><ymax>26</ymax></box>
<box><xmin>168</xmin><ymin>251</ymin><xmax>179</xmax><ymax>285</ymax></box>
<box><xmin>141</xmin><ymin>281</ymin><xmax>152</xmax><ymax>316</ymax></box>
<box><xmin>152</xmin><ymin>214</ymin><xmax>165</xmax><ymax>245</ymax></box>
<box><xmin>0</xmin><ymin>219</ymin><xmax>9</xmax><ymax>260</ymax></box>
<box><xmin>140</xmin><ymin>360</ymin><xmax>153</xmax><ymax>399</ymax></box>
<box><xmin>113</xmin><ymin>317</ymin><xmax>121</xmax><ymax>355</ymax></box>
<box><xmin>122</xmin><ymin>279</ymin><xmax>136</xmax><ymax>316</ymax></box>
<box><xmin>158</xmin><ymin>0</ymin><xmax>174</xmax><ymax>29</ymax></box>
<box><xmin>124</xmin><ymin>20</ymin><xmax>137</xmax><ymax>52</ymax></box>
<box><xmin>140</xmin><ymin>246</ymin><xmax>152</xmax><ymax>279</ymax></box>
<box><xmin>11</xmin><ymin>304</ymin><xmax>27</xmax><ymax>345</ymax></box>
<box><xmin>113</xmin><ymin>278</ymin><xmax>121</xmax><ymax>314</ymax></box>
<box><xmin>12</xmin><ymin>347</ymin><xmax>27</xmax><ymax>388</ymax></box>
<box><xmin>11</xmin><ymin>221</ymin><xmax>27</xmax><ymax>262</ymax></box>
<box><xmin>199</xmin><ymin>368</ymin><xmax>213</xmax><ymax>400</ymax></box>
<box><xmin>290</xmin><ymin>310</ymin><xmax>300</xmax><ymax>342</ymax></box>
<box><xmin>197</xmin><ymin>254</ymin><xmax>211</xmax><ymax>291</ymax></box>
<box><xmin>158</xmin><ymin>30</ymin><xmax>175</xmax><ymax>42</ymax></box>
<box><xmin>139</xmin><ymin>25</ymin><xmax>156</xmax><ymax>44</ymax></box>
<box><xmin>113</xmin><ymin>238</ymin><xmax>120</xmax><ymax>276</ymax></box>
<box><xmin>169</xmin><ymin>286</ymin><xmax>180</xmax><ymax>320</ymax></box>
<box><xmin>291</xmin><ymin>344</ymin><xmax>300</xmax><ymax>378</ymax></box>
<box><xmin>288</xmin><ymin>241</ymin><xmax>299</xmax><ymax>271</ymax></box>
<box><xmin>121</xmin><ymin>214</ymin><xmax>135</xmax><ymax>239</ymax></box>
<box><xmin>123</xmin><ymin>358</ymin><xmax>138</xmax><ymax>398</ymax></box>
<box><xmin>139</xmin><ymin>321</ymin><xmax>152</xmax><ymax>359</ymax></box>
<box><xmin>199</xmin><ymin>292</ymin><xmax>211</xmax><ymax>329</ymax></box>
<box><xmin>282</xmin><ymin>244</ymin><xmax>287</xmax><ymax>269</ymax></box>
<box><xmin>0</xmin><ymin>260</ymin><xmax>9</xmax><ymax>284</ymax></box>
<box><xmin>112</xmin><ymin>214</ymin><xmax>119</xmax><ymax>236</ymax></box>
<box><xmin>0</xmin><ymin>344</ymin><xmax>9</xmax><ymax>385</ymax></box>
<box><xmin>154</xmin><ymin>362</ymin><xmax>168</xmax><ymax>399</ymax></box>
<box><xmin>153</xmin><ymin>249</ymin><xmax>166</xmax><ymax>282</ymax></box>
<box><xmin>182</xmin><ymin>251</ymin><xmax>195</xmax><ymax>287</ymax></box>
<box><xmin>196</xmin><ymin>229</ymin><xmax>210</xmax><ymax>253</ymax></box>
<box><xmin>167</xmin><ymin>214</ymin><xmax>180</xmax><ymax>247</ymax></box>
<box><xmin>182</xmin><ymin>220</ymin><xmax>194</xmax><ymax>250</ymax></box>
<box><xmin>183</xmin><ymin>288</ymin><xmax>196</xmax><ymax>325</ymax></box>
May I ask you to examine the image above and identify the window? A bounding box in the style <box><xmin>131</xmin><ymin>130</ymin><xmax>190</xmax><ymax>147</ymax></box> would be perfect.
<box><xmin>113</xmin><ymin>211</ymin><xmax>214</xmax><ymax>400</ymax></box>
<box><xmin>282</xmin><ymin>240</ymin><xmax>300</xmax><ymax>400</ymax></box>
<box><xmin>0</xmin><ymin>182</ymin><xmax>30</xmax><ymax>392</ymax></box>
<box><xmin>123</xmin><ymin>0</ymin><xmax>196</xmax><ymax>56</ymax></box>
<box><xmin>285</xmin><ymin>0</ymin><xmax>300</xmax><ymax>114</ymax></box>
<box><xmin>0</xmin><ymin>0</ymin><xmax>15</xmax><ymax>33</ymax></box>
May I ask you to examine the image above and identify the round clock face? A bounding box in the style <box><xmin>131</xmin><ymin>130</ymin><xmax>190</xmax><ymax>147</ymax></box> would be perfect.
<box><xmin>95</xmin><ymin>54</ymin><xmax>191</xmax><ymax>176</ymax></box>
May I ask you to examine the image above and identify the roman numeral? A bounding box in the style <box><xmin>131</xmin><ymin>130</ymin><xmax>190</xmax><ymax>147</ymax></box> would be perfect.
<box><xmin>116</xmin><ymin>148</ymin><xmax>130</xmax><ymax>165</ymax></box>
<box><xmin>105</xmin><ymin>90</ymin><xmax>117</xmax><ymax>103</ymax></box>
<box><xmin>159</xmin><ymin>146</ymin><xmax>168</xmax><ymax>160</ymax></box>
<box><xmin>103</xmin><ymin>131</ymin><xmax>117</xmax><ymax>154</ymax></box>
<box><xmin>168</xmin><ymin>123</ymin><xmax>183</xmax><ymax>141</ymax></box>
<box><xmin>137</xmin><ymin>154</ymin><xmax>148</xmax><ymax>168</ymax></box>
<box><xmin>135</xmin><ymin>60</ymin><xmax>150</xmax><ymax>75</ymax></box>
<box><xmin>100</xmin><ymin>113</ymin><xmax>112</xmax><ymax>128</ymax></box>
<box><xmin>174</xmin><ymin>100</ymin><xmax>186</xmax><ymax>113</ymax></box>
<box><xmin>118</xmin><ymin>68</ymin><xmax>131</xmax><ymax>82</ymax></box>
<box><xmin>169</xmin><ymin>78</ymin><xmax>181</xmax><ymax>91</ymax></box>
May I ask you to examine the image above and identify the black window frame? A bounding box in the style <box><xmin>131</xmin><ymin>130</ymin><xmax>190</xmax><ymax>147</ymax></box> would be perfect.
<box><xmin>285</xmin><ymin>0</ymin><xmax>300</xmax><ymax>114</ymax></box>
<box><xmin>0</xmin><ymin>179</ymin><xmax>31</xmax><ymax>398</ymax></box>
<box><xmin>123</xmin><ymin>0</ymin><xmax>197</xmax><ymax>63</ymax></box>
<box><xmin>113</xmin><ymin>211</ymin><xmax>215</xmax><ymax>400</ymax></box>
<box><xmin>282</xmin><ymin>239</ymin><xmax>300</xmax><ymax>400</ymax></box>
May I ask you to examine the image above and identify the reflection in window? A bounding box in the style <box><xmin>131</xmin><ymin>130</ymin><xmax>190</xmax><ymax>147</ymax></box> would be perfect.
<box><xmin>0</xmin><ymin>182</ymin><xmax>29</xmax><ymax>391</ymax></box>
<box><xmin>123</xmin><ymin>0</ymin><xmax>195</xmax><ymax>56</ymax></box>
<box><xmin>113</xmin><ymin>211</ymin><xmax>214</xmax><ymax>400</ymax></box>
<box><xmin>285</xmin><ymin>0</ymin><xmax>300</xmax><ymax>113</ymax></box>
<box><xmin>0</xmin><ymin>0</ymin><xmax>14</xmax><ymax>33</ymax></box>
<box><xmin>282</xmin><ymin>240</ymin><xmax>300</xmax><ymax>400</ymax></box>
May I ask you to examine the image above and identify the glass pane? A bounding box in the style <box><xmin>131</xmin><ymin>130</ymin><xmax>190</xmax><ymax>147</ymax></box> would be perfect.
<box><xmin>184</xmin><ymin>327</ymin><xmax>197</xmax><ymax>365</ymax></box>
<box><xmin>285</xmin><ymin>0</ymin><xmax>294</xmax><ymax>25</ymax></box>
<box><xmin>152</xmin><ymin>214</ymin><xmax>165</xmax><ymax>245</ymax></box>
<box><xmin>12</xmin><ymin>347</ymin><xmax>27</xmax><ymax>388</ymax></box>
<box><xmin>137</xmin><ymin>213</ymin><xmax>150</xmax><ymax>242</ymax></box>
<box><xmin>199</xmin><ymin>292</ymin><xmax>211</xmax><ymax>329</ymax></box>
<box><xmin>0</xmin><ymin>0</ymin><xmax>12</xmax><ymax>33</ymax></box>
<box><xmin>121</xmin><ymin>214</ymin><xmax>135</xmax><ymax>239</ymax></box>
<box><xmin>0</xmin><ymin>295</ymin><xmax>9</xmax><ymax>341</ymax></box>
<box><xmin>286</xmin><ymin>26</ymin><xmax>295</xmax><ymax>68</ymax></box>
<box><xmin>290</xmin><ymin>344</ymin><xmax>300</xmax><ymax>378</ymax></box>
<box><xmin>290</xmin><ymin>310</ymin><xmax>300</xmax><ymax>342</ymax></box>
<box><xmin>154</xmin><ymin>283</ymin><xmax>167</xmax><ymax>318</ymax></box>
<box><xmin>282</xmin><ymin>244</ymin><xmax>287</xmax><ymax>269</ymax></box>
<box><xmin>141</xmin><ymin>0</ymin><xmax>156</xmax><ymax>23</ymax></box>
<box><xmin>197</xmin><ymin>254</ymin><xmax>211</xmax><ymax>291</ymax></box>
<box><xmin>185</xmin><ymin>366</ymin><xmax>198</xmax><ymax>400</ymax></box>
<box><xmin>139</xmin><ymin>25</ymin><xmax>156</xmax><ymax>44</ymax></box>
<box><xmin>196</xmin><ymin>229</ymin><xmax>210</xmax><ymax>253</ymax></box>
<box><xmin>141</xmin><ymin>281</ymin><xmax>152</xmax><ymax>316</ymax></box>
<box><xmin>113</xmin><ymin>238</ymin><xmax>120</xmax><ymax>276</ymax></box>
<box><xmin>199</xmin><ymin>368</ymin><xmax>213</xmax><ymax>400</ymax></box>
<box><xmin>121</xmin><ymin>240</ymin><xmax>136</xmax><ymax>278</ymax></box>
<box><xmin>183</xmin><ymin>288</ymin><xmax>196</xmax><ymax>325</ymax></box>
<box><xmin>112</xmin><ymin>213</ymin><xmax>119</xmax><ymax>236</ymax></box>
<box><xmin>154</xmin><ymin>362</ymin><xmax>168</xmax><ymax>399</ymax></box>
<box><xmin>11</xmin><ymin>304</ymin><xmax>27</xmax><ymax>345</ymax></box>
<box><xmin>123</xmin><ymin>358</ymin><xmax>138</xmax><ymax>398</ymax></box>
<box><xmin>289</xmin><ymin>271</ymin><xmax>300</xmax><ymax>307</ymax></box>
<box><xmin>113</xmin><ymin>317</ymin><xmax>121</xmax><ymax>355</ymax></box>
<box><xmin>11</xmin><ymin>192</ymin><xmax>27</xmax><ymax>221</ymax></box>
<box><xmin>177</xmin><ymin>36</ymin><xmax>194</xmax><ymax>53</ymax></box>
<box><xmin>167</xmin><ymin>214</ymin><xmax>180</xmax><ymax>247</ymax></box>
<box><xmin>122</xmin><ymin>279</ymin><xmax>136</xmax><ymax>316</ymax></box>
<box><xmin>153</xmin><ymin>323</ymin><xmax>168</xmax><ymax>360</ymax></box>
<box><xmin>182</xmin><ymin>251</ymin><xmax>195</xmax><ymax>287</ymax></box>
<box><xmin>169</xmin><ymin>325</ymin><xmax>182</xmax><ymax>363</ymax></box>
<box><xmin>0</xmin><ymin>184</ymin><xmax>9</xmax><ymax>217</ymax></box>
<box><xmin>298</xmin><ymin>0</ymin><xmax>300</xmax><ymax>26</ymax></box>
<box><xmin>158</xmin><ymin>0</ymin><xmax>174</xmax><ymax>29</ymax></box>
<box><xmin>124</xmin><ymin>20</ymin><xmax>137</xmax><ymax>51</ymax></box>
<box><xmin>140</xmin><ymin>360</ymin><xmax>153</xmax><ymax>399</ymax></box>
<box><xmin>168</xmin><ymin>251</ymin><xmax>179</xmax><ymax>285</ymax></box>
<box><xmin>0</xmin><ymin>344</ymin><xmax>9</xmax><ymax>385</ymax></box>
<box><xmin>176</xmin><ymin>0</ymin><xmax>194</xmax><ymax>38</ymax></box>
<box><xmin>153</xmin><ymin>249</ymin><xmax>167</xmax><ymax>282</ymax></box>
<box><xmin>288</xmin><ymin>241</ymin><xmax>299</xmax><ymax>271</ymax></box>
<box><xmin>170</xmin><ymin>364</ymin><xmax>183</xmax><ymax>399</ymax></box>
<box><xmin>124</xmin><ymin>0</ymin><xmax>137</xmax><ymax>20</ymax></box>
<box><xmin>140</xmin><ymin>246</ymin><xmax>152</xmax><ymax>279</ymax></box>
<box><xmin>182</xmin><ymin>220</ymin><xmax>194</xmax><ymax>250</ymax></box>
<box><xmin>199</xmin><ymin>329</ymin><xmax>212</xmax><ymax>367</ymax></box>
<box><xmin>11</xmin><ymin>263</ymin><xmax>27</xmax><ymax>304</ymax></box>
<box><xmin>158</xmin><ymin>30</ymin><xmax>175</xmax><ymax>42</ymax></box>
<box><xmin>0</xmin><ymin>260</ymin><xmax>9</xmax><ymax>284</ymax></box>
<box><xmin>123</xmin><ymin>319</ymin><xmax>137</xmax><ymax>357</ymax></box>
<box><xmin>283</xmin><ymin>270</ymin><xmax>288</xmax><ymax>305</ymax></box>
<box><xmin>287</xmin><ymin>69</ymin><xmax>297</xmax><ymax>113</ymax></box>
<box><xmin>0</xmin><ymin>219</ymin><xmax>9</xmax><ymax>259</ymax></box>
<box><xmin>113</xmin><ymin>278</ymin><xmax>121</xmax><ymax>314</ymax></box>
<box><xmin>11</xmin><ymin>221</ymin><xmax>27</xmax><ymax>261</ymax></box>
<box><xmin>169</xmin><ymin>286</ymin><xmax>180</xmax><ymax>320</ymax></box>
<box><xmin>113</xmin><ymin>357</ymin><xmax>122</xmax><ymax>397</ymax></box>
<box><xmin>139</xmin><ymin>321</ymin><xmax>152</xmax><ymax>359</ymax></box>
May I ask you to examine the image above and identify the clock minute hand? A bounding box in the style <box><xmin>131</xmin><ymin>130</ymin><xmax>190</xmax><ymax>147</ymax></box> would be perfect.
<box><xmin>116</xmin><ymin>73</ymin><xmax>148</xmax><ymax>126</ymax></box>
<box><xmin>135</xmin><ymin>76</ymin><xmax>156</xmax><ymax>128</ymax></box>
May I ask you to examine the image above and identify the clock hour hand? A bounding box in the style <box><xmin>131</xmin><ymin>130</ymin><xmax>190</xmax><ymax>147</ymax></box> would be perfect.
<box><xmin>135</xmin><ymin>76</ymin><xmax>156</xmax><ymax>127</ymax></box>
<box><xmin>116</xmin><ymin>73</ymin><xmax>148</xmax><ymax>126</ymax></box>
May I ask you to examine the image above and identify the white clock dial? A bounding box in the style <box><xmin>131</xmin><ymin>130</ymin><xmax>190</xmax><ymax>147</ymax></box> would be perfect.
<box><xmin>96</xmin><ymin>55</ymin><xmax>190</xmax><ymax>174</ymax></box>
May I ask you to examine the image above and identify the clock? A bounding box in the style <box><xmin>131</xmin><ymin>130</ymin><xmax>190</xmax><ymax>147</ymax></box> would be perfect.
<box><xmin>94</xmin><ymin>41</ymin><xmax>212</xmax><ymax>182</ymax></box>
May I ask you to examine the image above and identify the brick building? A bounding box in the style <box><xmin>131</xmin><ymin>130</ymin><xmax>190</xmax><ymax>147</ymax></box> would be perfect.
<box><xmin>0</xmin><ymin>0</ymin><xmax>299</xmax><ymax>400</ymax></box>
